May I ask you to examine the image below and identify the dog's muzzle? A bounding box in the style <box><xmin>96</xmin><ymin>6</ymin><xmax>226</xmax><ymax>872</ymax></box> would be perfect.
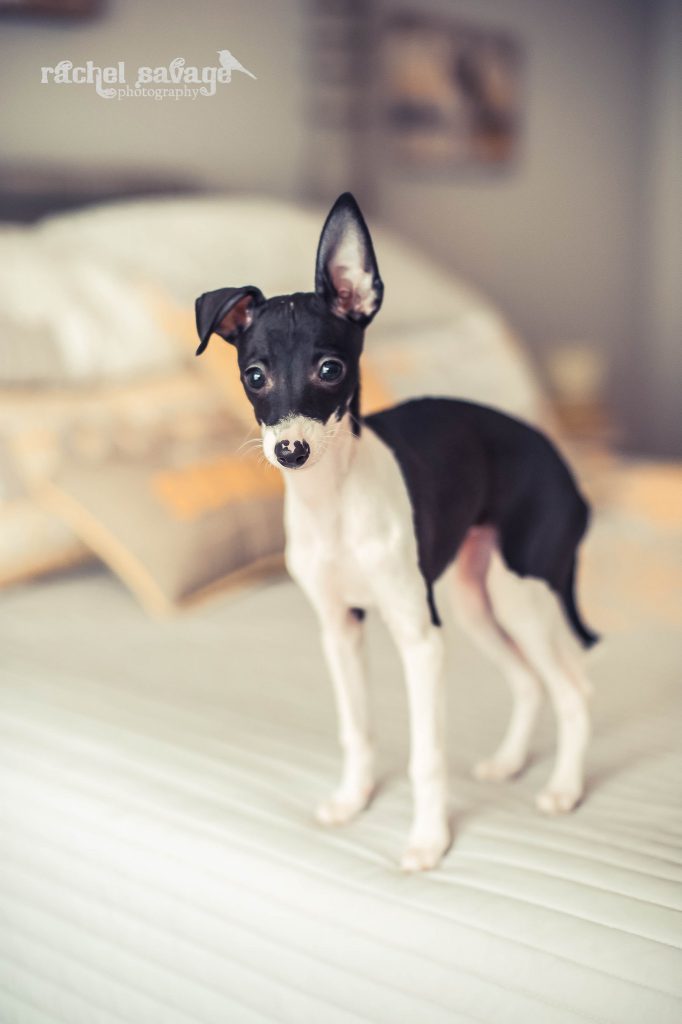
<box><xmin>274</xmin><ymin>438</ymin><xmax>310</xmax><ymax>469</ymax></box>
<box><xmin>262</xmin><ymin>414</ymin><xmax>335</xmax><ymax>470</ymax></box>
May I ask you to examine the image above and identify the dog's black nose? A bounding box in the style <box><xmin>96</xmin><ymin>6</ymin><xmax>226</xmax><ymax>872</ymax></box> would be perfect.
<box><xmin>274</xmin><ymin>439</ymin><xmax>310</xmax><ymax>468</ymax></box>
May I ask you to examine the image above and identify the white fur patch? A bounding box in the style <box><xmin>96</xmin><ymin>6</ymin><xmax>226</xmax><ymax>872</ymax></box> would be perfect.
<box><xmin>261</xmin><ymin>414</ymin><xmax>343</xmax><ymax>470</ymax></box>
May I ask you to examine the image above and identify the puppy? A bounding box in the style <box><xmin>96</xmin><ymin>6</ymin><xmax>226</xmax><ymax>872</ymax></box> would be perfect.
<box><xmin>195</xmin><ymin>193</ymin><xmax>596</xmax><ymax>871</ymax></box>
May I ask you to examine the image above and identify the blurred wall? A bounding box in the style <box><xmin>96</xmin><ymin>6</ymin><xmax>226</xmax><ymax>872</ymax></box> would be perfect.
<box><xmin>368</xmin><ymin>0</ymin><xmax>650</xmax><ymax>448</ymax></box>
<box><xmin>0</xmin><ymin>0</ymin><xmax>306</xmax><ymax>197</ymax></box>
<box><xmin>630</xmin><ymin>0</ymin><xmax>682</xmax><ymax>456</ymax></box>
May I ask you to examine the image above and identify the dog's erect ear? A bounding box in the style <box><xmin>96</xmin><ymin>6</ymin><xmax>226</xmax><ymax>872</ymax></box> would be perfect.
<box><xmin>315</xmin><ymin>192</ymin><xmax>383</xmax><ymax>326</ymax></box>
<box><xmin>195</xmin><ymin>286</ymin><xmax>265</xmax><ymax>355</ymax></box>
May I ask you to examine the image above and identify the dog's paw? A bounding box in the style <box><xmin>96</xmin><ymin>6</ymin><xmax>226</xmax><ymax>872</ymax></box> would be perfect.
<box><xmin>535</xmin><ymin>785</ymin><xmax>583</xmax><ymax>815</ymax></box>
<box><xmin>472</xmin><ymin>755</ymin><xmax>525</xmax><ymax>783</ymax></box>
<box><xmin>400</xmin><ymin>825</ymin><xmax>450</xmax><ymax>873</ymax></box>
<box><xmin>315</xmin><ymin>787</ymin><xmax>373</xmax><ymax>827</ymax></box>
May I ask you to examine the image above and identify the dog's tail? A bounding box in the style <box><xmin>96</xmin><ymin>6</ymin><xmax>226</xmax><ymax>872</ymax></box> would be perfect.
<box><xmin>561</xmin><ymin>559</ymin><xmax>599</xmax><ymax>649</ymax></box>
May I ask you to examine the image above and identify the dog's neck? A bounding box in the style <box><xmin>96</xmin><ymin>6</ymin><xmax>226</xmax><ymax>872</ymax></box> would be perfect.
<box><xmin>279</xmin><ymin>411</ymin><xmax>358</xmax><ymax>508</ymax></box>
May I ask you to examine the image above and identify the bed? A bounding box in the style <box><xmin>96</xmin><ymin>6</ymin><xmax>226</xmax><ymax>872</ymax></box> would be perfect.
<box><xmin>0</xmin><ymin>197</ymin><xmax>680</xmax><ymax>1024</ymax></box>
<box><xmin>1</xmin><ymin>476</ymin><xmax>681</xmax><ymax>1024</ymax></box>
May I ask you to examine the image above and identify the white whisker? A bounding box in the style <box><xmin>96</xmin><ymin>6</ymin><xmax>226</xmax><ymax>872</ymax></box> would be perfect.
<box><xmin>236</xmin><ymin>437</ymin><xmax>263</xmax><ymax>453</ymax></box>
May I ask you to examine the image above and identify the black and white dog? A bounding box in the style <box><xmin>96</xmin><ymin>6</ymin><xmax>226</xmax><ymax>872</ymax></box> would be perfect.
<box><xmin>195</xmin><ymin>193</ymin><xmax>597</xmax><ymax>871</ymax></box>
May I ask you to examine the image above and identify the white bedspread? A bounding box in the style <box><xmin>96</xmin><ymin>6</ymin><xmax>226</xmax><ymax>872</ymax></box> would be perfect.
<box><xmin>1</xmin><ymin>509</ymin><xmax>681</xmax><ymax>1024</ymax></box>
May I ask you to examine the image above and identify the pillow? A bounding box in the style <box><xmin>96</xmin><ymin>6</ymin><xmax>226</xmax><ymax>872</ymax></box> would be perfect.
<box><xmin>0</xmin><ymin>370</ymin><xmax>283</xmax><ymax>598</ymax></box>
<box><xmin>0</xmin><ymin>226</ymin><xmax>183</xmax><ymax>385</ymax></box>
<box><xmin>0</xmin><ymin>493</ymin><xmax>91</xmax><ymax>588</ymax></box>
<box><xmin>0</xmin><ymin>393</ymin><xmax>96</xmax><ymax>588</ymax></box>
<box><xmin>363</xmin><ymin>315</ymin><xmax>553</xmax><ymax>427</ymax></box>
<box><xmin>41</xmin><ymin>433</ymin><xmax>285</xmax><ymax>617</ymax></box>
<box><xmin>36</xmin><ymin>196</ymin><xmax>507</xmax><ymax>335</ymax></box>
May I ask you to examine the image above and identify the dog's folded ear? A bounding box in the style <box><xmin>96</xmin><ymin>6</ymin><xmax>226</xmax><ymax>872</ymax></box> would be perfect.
<box><xmin>315</xmin><ymin>192</ymin><xmax>383</xmax><ymax>326</ymax></box>
<box><xmin>195</xmin><ymin>286</ymin><xmax>265</xmax><ymax>354</ymax></box>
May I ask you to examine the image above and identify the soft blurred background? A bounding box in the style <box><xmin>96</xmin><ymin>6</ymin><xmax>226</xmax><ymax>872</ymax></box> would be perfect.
<box><xmin>1</xmin><ymin>0</ymin><xmax>680</xmax><ymax>451</ymax></box>
<box><xmin>0</xmin><ymin>0</ymin><xmax>680</xmax><ymax>608</ymax></box>
<box><xmin>0</xmin><ymin>4</ymin><xmax>681</xmax><ymax>1022</ymax></box>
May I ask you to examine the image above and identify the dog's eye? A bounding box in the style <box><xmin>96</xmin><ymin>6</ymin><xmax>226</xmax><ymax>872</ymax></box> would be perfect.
<box><xmin>318</xmin><ymin>359</ymin><xmax>345</xmax><ymax>384</ymax></box>
<box><xmin>244</xmin><ymin>366</ymin><xmax>267</xmax><ymax>391</ymax></box>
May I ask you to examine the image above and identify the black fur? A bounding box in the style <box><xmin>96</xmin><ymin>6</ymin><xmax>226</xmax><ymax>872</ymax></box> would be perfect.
<box><xmin>366</xmin><ymin>398</ymin><xmax>598</xmax><ymax>647</ymax></box>
<box><xmin>195</xmin><ymin>286</ymin><xmax>265</xmax><ymax>354</ymax></box>
<box><xmin>194</xmin><ymin>193</ymin><xmax>381</xmax><ymax>429</ymax></box>
<box><xmin>220</xmin><ymin>292</ymin><xmax>364</xmax><ymax>427</ymax></box>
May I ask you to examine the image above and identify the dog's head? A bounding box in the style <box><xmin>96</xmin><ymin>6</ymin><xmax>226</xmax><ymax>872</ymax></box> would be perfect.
<box><xmin>194</xmin><ymin>192</ymin><xmax>383</xmax><ymax>470</ymax></box>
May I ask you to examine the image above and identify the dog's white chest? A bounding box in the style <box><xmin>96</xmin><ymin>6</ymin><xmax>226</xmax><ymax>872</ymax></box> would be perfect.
<box><xmin>282</xmin><ymin>427</ymin><xmax>418</xmax><ymax>612</ymax></box>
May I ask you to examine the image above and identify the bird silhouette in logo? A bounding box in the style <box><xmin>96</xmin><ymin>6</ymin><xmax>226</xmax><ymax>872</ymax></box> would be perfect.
<box><xmin>217</xmin><ymin>49</ymin><xmax>257</xmax><ymax>81</ymax></box>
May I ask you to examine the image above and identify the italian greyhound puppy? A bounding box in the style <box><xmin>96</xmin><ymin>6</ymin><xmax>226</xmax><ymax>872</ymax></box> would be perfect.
<box><xmin>195</xmin><ymin>193</ymin><xmax>597</xmax><ymax>871</ymax></box>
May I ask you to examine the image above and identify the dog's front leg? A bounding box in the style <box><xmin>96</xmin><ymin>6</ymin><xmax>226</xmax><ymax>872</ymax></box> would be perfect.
<box><xmin>389</xmin><ymin>617</ymin><xmax>450</xmax><ymax>871</ymax></box>
<box><xmin>314</xmin><ymin>606</ymin><xmax>375</xmax><ymax>826</ymax></box>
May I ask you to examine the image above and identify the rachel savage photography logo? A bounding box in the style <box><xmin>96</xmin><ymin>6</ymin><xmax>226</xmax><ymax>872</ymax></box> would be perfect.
<box><xmin>39</xmin><ymin>50</ymin><xmax>257</xmax><ymax>100</ymax></box>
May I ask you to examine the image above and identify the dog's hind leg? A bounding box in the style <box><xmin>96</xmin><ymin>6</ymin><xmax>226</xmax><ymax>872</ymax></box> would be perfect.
<box><xmin>487</xmin><ymin>549</ymin><xmax>591</xmax><ymax>814</ymax></box>
<box><xmin>449</xmin><ymin>527</ymin><xmax>544</xmax><ymax>782</ymax></box>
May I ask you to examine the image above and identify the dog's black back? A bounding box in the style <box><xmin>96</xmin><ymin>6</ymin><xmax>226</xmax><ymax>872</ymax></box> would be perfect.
<box><xmin>365</xmin><ymin>397</ymin><xmax>597</xmax><ymax>647</ymax></box>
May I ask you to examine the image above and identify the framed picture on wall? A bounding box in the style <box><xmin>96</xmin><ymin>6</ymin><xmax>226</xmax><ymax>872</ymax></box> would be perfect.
<box><xmin>381</xmin><ymin>13</ymin><xmax>523</xmax><ymax>170</ymax></box>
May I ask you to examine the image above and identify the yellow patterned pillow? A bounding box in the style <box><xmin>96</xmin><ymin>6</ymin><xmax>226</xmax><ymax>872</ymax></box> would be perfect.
<box><xmin>41</xmin><ymin>407</ymin><xmax>285</xmax><ymax>617</ymax></box>
<box><xmin>0</xmin><ymin>365</ymin><xmax>285</xmax><ymax>613</ymax></box>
